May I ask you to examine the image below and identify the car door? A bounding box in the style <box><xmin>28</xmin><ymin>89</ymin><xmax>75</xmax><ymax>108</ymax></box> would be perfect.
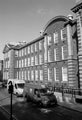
<box><xmin>14</xmin><ymin>83</ymin><xmax>17</xmax><ymax>94</ymax></box>
<box><xmin>34</xmin><ymin>89</ymin><xmax>41</xmax><ymax>102</ymax></box>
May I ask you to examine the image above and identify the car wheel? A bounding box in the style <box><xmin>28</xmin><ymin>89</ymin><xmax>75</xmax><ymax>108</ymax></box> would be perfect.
<box><xmin>23</xmin><ymin>94</ymin><xmax>29</xmax><ymax>102</ymax></box>
<box><xmin>16</xmin><ymin>93</ymin><xmax>19</xmax><ymax>97</ymax></box>
<box><xmin>24</xmin><ymin>96</ymin><xmax>27</xmax><ymax>102</ymax></box>
<box><xmin>26</xmin><ymin>95</ymin><xmax>30</xmax><ymax>102</ymax></box>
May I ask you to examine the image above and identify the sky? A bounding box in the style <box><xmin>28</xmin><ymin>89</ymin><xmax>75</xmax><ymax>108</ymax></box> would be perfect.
<box><xmin>0</xmin><ymin>0</ymin><xmax>77</xmax><ymax>59</ymax></box>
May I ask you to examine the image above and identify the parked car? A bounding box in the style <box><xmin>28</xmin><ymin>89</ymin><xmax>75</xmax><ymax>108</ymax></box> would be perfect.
<box><xmin>0</xmin><ymin>82</ymin><xmax>2</xmax><ymax>87</ymax></box>
<box><xmin>2</xmin><ymin>80</ymin><xmax>7</xmax><ymax>88</ymax></box>
<box><xmin>23</xmin><ymin>82</ymin><xmax>57</xmax><ymax>107</ymax></box>
<box><xmin>7</xmin><ymin>79</ymin><xmax>25</xmax><ymax>96</ymax></box>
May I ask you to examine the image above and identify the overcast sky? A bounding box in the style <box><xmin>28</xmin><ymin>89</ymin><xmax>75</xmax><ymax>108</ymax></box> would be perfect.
<box><xmin>0</xmin><ymin>0</ymin><xmax>76</xmax><ymax>59</ymax></box>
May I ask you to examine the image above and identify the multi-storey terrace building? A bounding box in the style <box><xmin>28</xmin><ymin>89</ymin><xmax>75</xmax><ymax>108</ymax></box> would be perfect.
<box><xmin>0</xmin><ymin>60</ymin><xmax>3</xmax><ymax>82</ymax></box>
<box><xmin>3</xmin><ymin>14</ymin><xmax>79</xmax><ymax>89</ymax></box>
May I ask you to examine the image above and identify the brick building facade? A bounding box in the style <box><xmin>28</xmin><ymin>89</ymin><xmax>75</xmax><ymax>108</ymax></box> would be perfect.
<box><xmin>71</xmin><ymin>0</ymin><xmax>82</xmax><ymax>89</ymax></box>
<box><xmin>3</xmin><ymin>0</ymin><xmax>82</xmax><ymax>89</ymax></box>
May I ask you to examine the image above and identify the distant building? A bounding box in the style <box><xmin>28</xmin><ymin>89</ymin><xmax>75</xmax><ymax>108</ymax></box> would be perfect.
<box><xmin>0</xmin><ymin>60</ymin><xmax>3</xmax><ymax>82</ymax></box>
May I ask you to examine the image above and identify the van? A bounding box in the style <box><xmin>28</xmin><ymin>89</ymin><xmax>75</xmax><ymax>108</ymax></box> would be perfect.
<box><xmin>23</xmin><ymin>82</ymin><xmax>57</xmax><ymax>107</ymax></box>
<box><xmin>7</xmin><ymin>79</ymin><xmax>25</xmax><ymax>96</ymax></box>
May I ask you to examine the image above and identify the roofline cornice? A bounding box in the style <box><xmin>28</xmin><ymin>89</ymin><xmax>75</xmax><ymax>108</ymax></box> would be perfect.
<box><xmin>71</xmin><ymin>2</ymin><xmax>82</xmax><ymax>13</ymax></box>
<box><xmin>19</xmin><ymin>35</ymin><xmax>44</xmax><ymax>49</ymax></box>
<box><xmin>64</xmin><ymin>19</ymin><xmax>77</xmax><ymax>27</ymax></box>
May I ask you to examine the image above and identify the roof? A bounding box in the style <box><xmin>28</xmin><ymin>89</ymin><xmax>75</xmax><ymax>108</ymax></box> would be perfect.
<box><xmin>43</xmin><ymin>15</ymin><xmax>69</xmax><ymax>32</ymax></box>
<box><xmin>3</xmin><ymin>15</ymin><xmax>76</xmax><ymax>53</ymax></box>
<box><xmin>3</xmin><ymin>42</ymin><xmax>27</xmax><ymax>53</ymax></box>
<box><xmin>3</xmin><ymin>35</ymin><xmax>44</xmax><ymax>53</ymax></box>
<box><xmin>21</xmin><ymin>35</ymin><xmax>44</xmax><ymax>49</ymax></box>
<box><xmin>64</xmin><ymin>19</ymin><xmax>77</xmax><ymax>27</ymax></box>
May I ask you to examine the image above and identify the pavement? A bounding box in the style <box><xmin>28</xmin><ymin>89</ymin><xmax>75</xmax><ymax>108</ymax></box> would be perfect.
<box><xmin>0</xmin><ymin>109</ymin><xmax>9</xmax><ymax>120</ymax></box>
<box><xmin>58</xmin><ymin>100</ymin><xmax>82</xmax><ymax>113</ymax></box>
<box><xmin>0</xmin><ymin>85</ymin><xmax>9</xmax><ymax>120</ymax></box>
<box><xmin>54</xmin><ymin>92</ymin><xmax>82</xmax><ymax>113</ymax></box>
<box><xmin>0</xmin><ymin>105</ymin><xmax>18</xmax><ymax>120</ymax></box>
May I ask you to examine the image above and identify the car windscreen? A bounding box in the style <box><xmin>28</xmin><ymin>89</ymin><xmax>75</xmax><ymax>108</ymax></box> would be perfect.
<box><xmin>39</xmin><ymin>88</ymin><xmax>53</xmax><ymax>95</ymax></box>
<box><xmin>39</xmin><ymin>88</ymin><xmax>47</xmax><ymax>94</ymax></box>
<box><xmin>17</xmin><ymin>83</ymin><xmax>24</xmax><ymax>88</ymax></box>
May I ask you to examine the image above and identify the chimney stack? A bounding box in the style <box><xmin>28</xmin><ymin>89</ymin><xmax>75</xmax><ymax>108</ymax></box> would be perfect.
<box><xmin>40</xmin><ymin>30</ymin><xmax>43</xmax><ymax>36</ymax></box>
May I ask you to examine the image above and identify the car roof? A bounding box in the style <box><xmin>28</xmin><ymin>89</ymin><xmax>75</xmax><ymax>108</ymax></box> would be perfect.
<box><xmin>26</xmin><ymin>82</ymin><xmax>46</xmax><ymax>89</ymax></box>
<box><xmin>8</xmin><ymin>79</ymin><xmax>25</xmax><ymax>83</ymax></box>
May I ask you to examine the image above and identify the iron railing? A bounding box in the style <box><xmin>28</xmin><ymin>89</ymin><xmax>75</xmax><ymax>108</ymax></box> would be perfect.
<box><xmin>54</xmin><ymin>86</ymin><xmax>82</xmax><ymax>96</ymax></box>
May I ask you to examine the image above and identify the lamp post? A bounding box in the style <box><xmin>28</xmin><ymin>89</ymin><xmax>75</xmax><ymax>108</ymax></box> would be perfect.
<box><xmin>8</xmin><ymin>82</ymin><xmax>13</xmax><ymax>120</ymax></box>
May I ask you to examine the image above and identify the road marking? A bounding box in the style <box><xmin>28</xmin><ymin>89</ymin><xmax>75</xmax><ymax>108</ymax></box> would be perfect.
<box><xmin>0</xmin><ymin>105</ymin><xmax>18</xmax><ymax>120</ymax></box>
<box><xmin>40</xmin><ymin>108</ymin><xmax>52</xmax><ymax>113</ymax></box>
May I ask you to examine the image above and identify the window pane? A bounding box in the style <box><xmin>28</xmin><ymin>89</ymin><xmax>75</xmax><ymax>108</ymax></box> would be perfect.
<box><xmin>19</xmin><ymin>71</ymin><xmax>21</xmax><ymax>79</ymax></box>
<box><xmin>35</xmin><ymin>43</ymin><xmax>38</xmax><ymax>52</ymax></box>
<box><xmin>25</xmin><ymin>48</ymin><xmax>27</xmax><ymax>55</ymax></box>
<box><xmin>31</xmin><ymin>45</ymin><xmax>33</xmax><ymax>53</ymax></box>
<box><xmin>44</xmin><ymin>36</ymin><xmax>47</xmax><ymax>62</ymax></box>
<box><xmin>54</xmin><ymin>32</ymin><xmax>58</xmax><ymax>43</ymax></box>
<box><xmin>54</xmin><ymin>48</ymin><xmax>60</xmax><ymax>61</ymax></box>
<box><xmin>19</xmin><ymin>50</ymin><xmax>21</xmax><ymax>57</ymax></box>
<box><xmin>21</xmin><ymin>71</ymin><xmax>24</xmax><ymax>79</ymax></box>
<box><xmin>61</xmin><ymin>28</ymin><xmax>67</xmax><ymax>41</ymax></box>
<box><xmin>15</xmin><ymin>60</ymin><xmax>18</xmax><ymax>68</ymax></box>
<box><xmin>28</xmin><ymin>57</ymin><xmax>30</xmax><ymax>66</ymax></box>
<box><xmin>35</xmin><ymin>55</ymin><xmax>38</xmax><ymax>65</ymax></box>
<box><xmin>62</xmin><ymin>67</ymin><xmax>68</xmax><ymax>81</ymax></box>
<box><xmin>15</xmin><ymin>50</ymin><xmax>18</xmax><ymax>57</ymax></box>
<box><xmin>48</xmin><ymin>68</ymin><xmax>52</xmax><ymax>82</ymax></box>
<box><xmin>39</xmin><ymin>41</ymin><xmax>42</xmax><ymax>50</ymax></box>
<box><xmin>19</xmin><ymin>60</ymin><xmax>21</xmax><ymax>68</ymax></box>
<box><xmin>48</xmin><ymin>35</ymin><xmax>52</xmax><ymax>46</ymax></box>
<box><xmin>62</xmin><ymin>45</ymin><xmax>68</xmax><ymax>60</ymax></box>
<box><xmin>28</xmin><ymin>70</ymin><xmax>30</xmax><ymax>81</ymax></box>
<box><xmin>28</xmin><ymin>46</ymin><xmax>30</xmax><ymax>54</ymax></box>
<box><xmin>39</xmin><ymin>54</ymin><xmax>43</xmax><ymax>64</ymax></box>
<box><xmin>21</xmin><ymin>49</ymin><xmax>23</xmax><ymax>56</ymax></box>
<box><xmin>25</xmin><ymin>58</ymin><xmax>27</xmax><ymax>67</ymax></box>
<box><xmin>31</xmin><ymin>70</ymin><xmax>34</xmax><ymax>81</ymax></box>
<box><xmin>25</xmin><ymin>71</ymin><xmax>27</xmax><ymax>80</ymax></box>
<box><xmin>40</xmin><ymin>69</ymin><xmax>43</xmax><ymax>81</ymax></box>
<box><xmin>54</xmin><ymin>67</ymin><xmax>59</xmax><ymax>81</ymax></box>
<box><xmin>31</xmin><ymin>56</ymin><xmax>34</xmax><ymax>66</ymax></box>
<box><xmin>35</xmin><ymin>70</ymin><xmax>38</xmax><ymax>81</ymax></box>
